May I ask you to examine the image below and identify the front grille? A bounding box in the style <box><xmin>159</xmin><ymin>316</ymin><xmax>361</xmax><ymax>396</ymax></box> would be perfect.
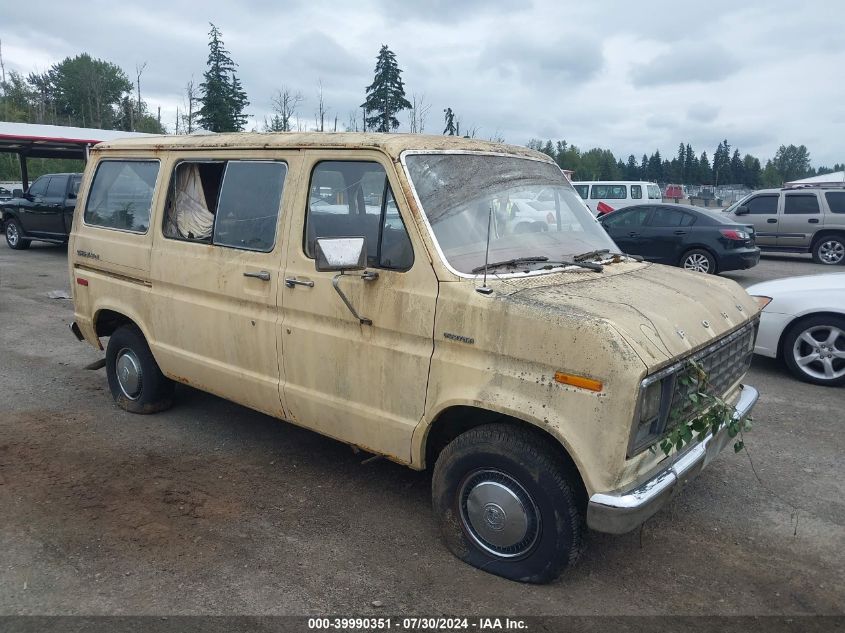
<box><xmin>668</xmin><ymin>321</ymin><xmax>756</xmax><ymax>424</ymax></box>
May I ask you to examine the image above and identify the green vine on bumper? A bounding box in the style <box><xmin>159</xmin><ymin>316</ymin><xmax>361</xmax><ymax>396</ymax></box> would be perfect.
<box><xmin>657</xmin><ymin>359</ymin><xmax>752</xmax><ymax>457</ymax></box>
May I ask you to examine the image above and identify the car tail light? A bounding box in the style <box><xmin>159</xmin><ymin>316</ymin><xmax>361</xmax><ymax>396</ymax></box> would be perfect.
<box><xmin>596</xmin><ymin>201</ymin><xmax>614</xmax><ymax>214</ymax></box>
<box><xmin>720</xmin><ymin>228</ymin><xmax>749</xmax><ymax>240</ymax></box>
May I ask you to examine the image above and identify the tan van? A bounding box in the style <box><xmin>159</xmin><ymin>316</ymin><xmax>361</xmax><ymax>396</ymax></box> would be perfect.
<box><xmin>69</xmin><ymin>133</ymin><xmax>759</xmax><ymax>583</ymax></box>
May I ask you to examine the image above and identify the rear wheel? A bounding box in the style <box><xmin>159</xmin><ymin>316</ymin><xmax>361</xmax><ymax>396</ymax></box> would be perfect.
<box><xmin>5</xmin><ymin>218</ymin><xmax>31</xmax><ymax>250</ymax></box>
<box><xmin>782</xmin><ymin>315</ymin><xmax>845</xmax><ymax>386</ymax></box>
<box><xmin>106</xmin><ymin>325</ymin><xmax>174</xmax><ymax>413</ymax></box>
<box><xmin>680</xmin><ymin>248</ymin><xmax>716</xmax><ymax>274</ymax></box>
<box><xmin>432</xmin><ymin>424</ymin><xmax>584</xmax><ymax>583</ymax></box>
<box><xmin>811</xmin><ymin>235</ymin><xmax>845</xmax><ymax>265</ymax></box>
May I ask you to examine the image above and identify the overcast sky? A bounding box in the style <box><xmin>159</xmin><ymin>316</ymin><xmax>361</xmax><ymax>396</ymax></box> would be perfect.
<box><xmin>3</xmin><ymin>0</ymin><xmax>843</xmax><ymax>166</ymax></box>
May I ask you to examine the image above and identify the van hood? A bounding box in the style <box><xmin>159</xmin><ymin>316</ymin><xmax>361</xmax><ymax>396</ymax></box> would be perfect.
<box><xmin>499</xmin><ymin>262</ymin><xmax>759</xmax><ymax>369</ymax></box>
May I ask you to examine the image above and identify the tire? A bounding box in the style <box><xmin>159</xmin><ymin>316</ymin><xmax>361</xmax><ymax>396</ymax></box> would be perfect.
<box><xmin>5</xmin><ymin>218</ymin><xmax>31</xmax><ymax>250</ymax></box>
<box><xmin>432</xmin><ymin>423</ymin><xmax>584</xmax><ymax>584</ymax></box>
<box><xmin>106</xmin><ymin>325</ymin><xmax>175</xmax><ymax>413</ymax></box>
<box><xmin>811</xmin><ymin>235</ymin><xmax>845</xmax><ymax>265</ymax></box>
<box><xmin>782</xmin><ymin>315</ymin><xmax>845</xmax><ymax>386</ymax></box>
<box><xmin>680</xmin><ymin>248</ymin><xmax>716</xmax><ymax>274</ymax></box>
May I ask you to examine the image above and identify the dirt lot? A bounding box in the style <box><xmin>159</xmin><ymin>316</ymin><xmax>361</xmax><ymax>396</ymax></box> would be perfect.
<box><xmin>0</xmin><ymin>242</ymin><xmax>843</xmax><ymax>616</ymax></box>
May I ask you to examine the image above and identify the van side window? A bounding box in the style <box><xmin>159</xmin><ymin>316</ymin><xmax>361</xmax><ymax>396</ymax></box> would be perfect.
<box><xmin>304</xmin><ymin>161</ymin><xmax>414</xmax><ymax>271</ymax></box>
<box><xmin>163</xmin><ymin>161</ymin><xmax>286</xmax><ymax>252</ymax></box>
<box><xmin>591</xmin><ymin>185</ymin><xmax>626</xmax><ymax>199</ymax></box>
<box><xmin>214</xmin><ymin>162</ymin><xmax>286</xmax><ymax>252</ymax></box>
<box><xmin>631</xmin><ymin>185</ymin><xmax>642</xmax><ymax>199</ymax></box>
<box><xmin>84</xmin><ymin>160</ymin><xmax>159</xmax><ymax>233</ymax></box>
<box><xmin>784</xmin><ymin>194</ymin><xmax>820</xmax><ymax>214</ymax></box>
<box><xmin>573</xmin><ymin>184</ymin><xmax>589</xmax><ymax>199</ymax></box>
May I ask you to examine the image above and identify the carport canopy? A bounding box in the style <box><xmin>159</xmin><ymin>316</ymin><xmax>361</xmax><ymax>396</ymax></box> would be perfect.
<box><xmin>0</xmin><ymin>122</ymin><xmax>153</xmax><ymax>189</ymax></box>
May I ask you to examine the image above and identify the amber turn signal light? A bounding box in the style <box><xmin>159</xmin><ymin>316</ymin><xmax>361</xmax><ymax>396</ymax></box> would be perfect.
<box><xmin>554</xmin><ymin>371</ymin><xmax>603</xmax><ymax>392</ymax></box>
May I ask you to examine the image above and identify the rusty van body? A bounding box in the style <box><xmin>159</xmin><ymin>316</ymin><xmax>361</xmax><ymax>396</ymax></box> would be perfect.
<box><xmin>69</xmin><ymin>133</ymin><xmax>759</xmax><ymax>583</ymax></box>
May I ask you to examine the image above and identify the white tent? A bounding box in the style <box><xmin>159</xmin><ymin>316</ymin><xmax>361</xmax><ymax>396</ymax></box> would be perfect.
<box><xmin>786</xmin><ymin>171</ymin><xmax>845</xmax><ymax>186</ymax></box>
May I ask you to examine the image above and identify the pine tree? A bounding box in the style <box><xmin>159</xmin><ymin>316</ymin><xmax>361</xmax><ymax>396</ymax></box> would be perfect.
<box><xmin>197</xmin><ymin>23</ymin><xmax>249</xmax><ymax>132</ymax></box>
<box><xmin>361</xmin><ymin>45</ymin><xmax>411</xmax><ymax>133</ymax></box>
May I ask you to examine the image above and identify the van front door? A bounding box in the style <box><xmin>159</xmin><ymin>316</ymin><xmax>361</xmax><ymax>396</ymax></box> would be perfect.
<box><xmin>150</xmin><ymin>157</ymin><xmax>293</xmax><ymax>418</ymax></box>
<box><xmin>280</xmin><ymin>152</ymin><xmax>438</xmax><ymax>462</ymax></box>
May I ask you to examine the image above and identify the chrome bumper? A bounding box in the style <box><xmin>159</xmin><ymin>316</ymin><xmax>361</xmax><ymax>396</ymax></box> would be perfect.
<box><xmin>587</xmin><ymin>384</ymin><xmax>759</xmax><ymax>534</ymax></box>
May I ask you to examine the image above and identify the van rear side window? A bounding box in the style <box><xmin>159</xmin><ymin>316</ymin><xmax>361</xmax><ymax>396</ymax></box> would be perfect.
<box><xmin>591</xmin><ymin>185</ymin><xmax>627</xmax><ymax>199</ymax></box>
<box><xmin>163</xmin><ymin>160</ymin><xmax>287</xmax><ymax>252</ymax></box>
<box><xmin>84</xmin><ymin>160</ymin><xmax>159</xmax><ymax>233</ymax></box>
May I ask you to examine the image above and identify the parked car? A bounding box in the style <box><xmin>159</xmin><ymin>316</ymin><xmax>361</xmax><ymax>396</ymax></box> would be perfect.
<box><xmin>598</xmin><ymin>203</ymin><xmax>760</xmax><ymax>274</ymax></box>
<box><xmin>571</xmin><ymin>180</ymin><xmax>661</xmax><ymax>215</ymax></box>
<box><xmin>724</xmin><ymin>185</ymin><xmax>845</xmax><ymax>265</ymax></box>
<box><xmin>1</xmin><ymin>173</ymin><xmax>82</xmax><ymax>250</ymax></box>
<box><xmin>747</xmin><ymin>273</ymin><xmax>845</xmax><ymax>386</ymax></box>
<box><xmin>68</xmin><ymin>133</ymin><xmax>759</xmax><ymax>583</ymax></box>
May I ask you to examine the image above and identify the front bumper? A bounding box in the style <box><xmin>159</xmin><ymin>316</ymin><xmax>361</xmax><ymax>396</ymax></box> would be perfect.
<box><xmin>587</xmin><ymin>383</ymin><xmax>759</xmax><ymax>534</ymax></box>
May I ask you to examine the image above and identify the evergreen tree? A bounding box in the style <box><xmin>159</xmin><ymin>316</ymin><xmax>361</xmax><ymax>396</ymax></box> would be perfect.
<box><xmin>197</xmin><ymin>23</ymin><xmax>249</xmax><ymax>132</ymax></box>
<box><xmin>626</xmin><ymin>154</ymin><xmax>638</xmax><ymax>179</ymax></box>
<box><xmin>641</xmin><ymin>154</ymin><xmax>648</xmax><ymax>179</ymax></box>
<box><xmin>699</xmin><ymin>151</ymin><xmax>712</xmax><ymax>184</ymax></box>
<box><xmin>684</xmin><ymin>144</ymin><xmax>695</xmax><ymax>184</ymax></box>
<box><xmin>443</xmin><ymin>107</ymin><xmax>457</xmax><ymax>135</ymax></box>
<box><xmin>729</xmin><ymin>149</ymin><xmax>744</xmax><ymax>185</ymax></box>
<box><xmin>677</xmin><ymin>143</ymin><xmax>686</xmax><ymax>182</ymax></box>
<box><xmin>361</xmin><ymin>45</ymin><xmax>411</xmax><ymax>133</ymax></box>
<box><xmin>742</xmin><ymin>154</ymin><xmax>761</xmax><ymax>188</ymax></box>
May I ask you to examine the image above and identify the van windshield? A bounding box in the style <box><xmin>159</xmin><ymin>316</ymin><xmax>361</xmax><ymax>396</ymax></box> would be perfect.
<box><xmin>404</xmin><ymin>153</ymin><xmax>617</xmax><ymax>275</ymax></box>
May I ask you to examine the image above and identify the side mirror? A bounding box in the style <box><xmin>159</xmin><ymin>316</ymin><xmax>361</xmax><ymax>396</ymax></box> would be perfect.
<box><xmin>315</xmin><ymin>236</ymin><xmax>367</xmax><ymax>272</ymax></box>
<box><xmin>734</xmin><ymin>205</ymin><xmax>749</xmax><ymax>216</ymax></box>
<box><xmin>12</xmin><ymin>188</ymin><xmax>23</xmax><ymax>198</ymax></box>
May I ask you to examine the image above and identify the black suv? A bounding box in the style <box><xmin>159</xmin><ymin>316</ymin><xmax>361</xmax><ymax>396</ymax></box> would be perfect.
<box><xmin>1</xmin><ymin>173</ymin><xmax>82</xmax><ymax>250</ymax></box>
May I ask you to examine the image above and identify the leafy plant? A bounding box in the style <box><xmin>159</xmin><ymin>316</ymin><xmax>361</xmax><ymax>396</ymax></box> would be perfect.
<box><xmin>657</xmin><ymin>360</ymin><xmax>752</xmax><ymax>456</ymax></box>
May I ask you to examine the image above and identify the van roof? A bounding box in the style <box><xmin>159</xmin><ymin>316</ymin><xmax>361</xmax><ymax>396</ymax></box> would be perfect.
<box><xmin>92</xmin><ymin>132</ymin><xmax>551</xmax><ymax>163</ymax></box>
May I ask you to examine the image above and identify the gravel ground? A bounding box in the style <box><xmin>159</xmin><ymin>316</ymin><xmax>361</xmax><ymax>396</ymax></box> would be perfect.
<box><xmin>0</xmin><ymin>243</ymin><xmax>842</xmax><ymax>616</ymax></box>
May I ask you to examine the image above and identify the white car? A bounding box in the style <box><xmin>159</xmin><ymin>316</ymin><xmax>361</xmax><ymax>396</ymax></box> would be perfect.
<box><xmin>747</xmin><ymin>273</ymin><xmax>845</xmax><ymax>386</ymax></box>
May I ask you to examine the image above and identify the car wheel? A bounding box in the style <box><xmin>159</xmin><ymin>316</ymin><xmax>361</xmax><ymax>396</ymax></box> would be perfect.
<box><xmin>811</xmin><ymin>236</ymin><xmax>845</xmax><ymax>265</ymax></box>
<box><xmin>5</xmin><ymin>218</ymin><xmax>31</xmax><ymax>250</ymax></box>
<box><xmin>680</xmin><ymin>249</ymin><xmax>716</xmax><ymax>274</ymax></box>
<box><xmin>782</xmin><ymin>315</ymin><xmax>845</xmax><ymax>386</ymax></box>
<box><xmin>432</xmin><ymin>423</ymin><xmax>584</xmax><ymax>584</ymax></box>
<box><xmin>106</xmin><ymin>325</ymin><xmax>175</xmax><ymax>413</ymax></box>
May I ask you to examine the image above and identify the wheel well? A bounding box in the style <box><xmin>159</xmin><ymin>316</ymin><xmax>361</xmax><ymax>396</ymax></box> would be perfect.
<box><xmin>679</xmin><ymin>245</ymin><xmax>718</xmax><ymax>268</ymax></box>
<box><xmin>94</xmin><ymin>309</ymin><xmax>136</xmax><ymax>338</ymax></box>
<box><xmin>424</xmin><ymin>406</ymin><xmax>588</xmax><ymax>509</ymax></box>
<box><xmin>811</xmin><ymin>230</ymin><xmax>845</xmax><ymax>248</ymax></box>
<box><xmin>777</xmin><ymin>311</ymin><xmax>845</xmax><ymax>359</ymax></box>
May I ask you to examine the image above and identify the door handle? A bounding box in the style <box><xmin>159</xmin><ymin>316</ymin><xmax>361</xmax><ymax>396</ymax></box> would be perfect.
<box><xmin>284</xmin><ymin>276</ymin><xmax>314</xmax><ymax>288</ymax></box>
<box><xmin>244</xmin><ymin>270</ymin><xmax>271</xmax><ymax>281</ymax></box>
<box><xmin>808</xmin><ymin>218</ymin><xmax>819</xmax><ymax>224</ymax></box>
<box><xmin>767</xmin><ymin>218</ymin><xmax>777</xmax><ymax>223</ymax></box>
<box><xmin>628</xmin><ymin>232</ymin><xmax>639</xmax><ymax>237</ymax></box>
<box><xmin>674</xmin><ymin>230</ymin><xmax>687</xmax><ymax>235</ymax></box>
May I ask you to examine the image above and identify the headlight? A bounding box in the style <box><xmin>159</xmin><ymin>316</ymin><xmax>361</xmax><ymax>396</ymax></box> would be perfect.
<box><xmin>628</xmin><ymin>374</ymin><xmax>672</xmax><ymax>456</ymax></box>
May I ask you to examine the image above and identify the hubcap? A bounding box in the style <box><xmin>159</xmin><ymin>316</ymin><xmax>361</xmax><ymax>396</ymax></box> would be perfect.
<box><xmin>7</xmin><ymin>223</ymin><xmax>18</xmax><ymax>246</ymax></box>
<box><xmin>818</xmin><ymin>240</ymin><xmax>845</xmax><ymax>265</ymax></box>
<box><xmin>459</xmin><ymin>469</ymin><xmax>540</xmax><ymax>558</ymax></box>
<box><xmin>115</xmin><ymin>348</ymin><xmax>143</xmax><ymax>400</ymax></box>
<box><xmin>683</xmin><ymin>253</ymin><xmax>710</xmax><ymax>273</ymax></box>
<box><xmin>793</xmin><ymin>325</ymin><xmax>845</xmax><ymax>381</ymax></box>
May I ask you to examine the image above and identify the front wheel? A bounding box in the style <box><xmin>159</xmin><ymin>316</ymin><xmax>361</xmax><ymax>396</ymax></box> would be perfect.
<box><xmin>680</xmin><ymin>248</ymin><xmax>716</xmax><ymax>274</ymax></box>
<box><xmin>432</xmin><ymin>424</ymin><xmax>584</xmax><ymax>583</ymax></box>
<box><xmin>5</xmin><ymin>218</ymin><xmax>31</xmax><ymax>250</ymax></box>
<box><xmin>782</xmin><ymin>315</ymin><xmax>845</xmax><ymax>386</ymax></box>
<box><xmin>106</xmin><ymin>325</ymin><xmax>175</xmax><ymax>413</ymax></box>
<box><xmin>812</xmin><ymin>236</ymin><xmax>845</xmax><ymax>265</ymax></box>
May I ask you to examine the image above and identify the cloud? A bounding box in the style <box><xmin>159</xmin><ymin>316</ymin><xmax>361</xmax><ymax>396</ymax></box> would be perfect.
<box><xmin>687</xmin><ymin>104</ymin><xmax>719</xmax><ymax>124</ymax></box>
<box><xmin>479</xmin><ymin>35</ymin><xmax>604</xmax><ymax>85</ymax></box>
<box><xmin>631</xmin><ymin>45</ymin><xmax>741</xmax><ymax>87</ymax></box>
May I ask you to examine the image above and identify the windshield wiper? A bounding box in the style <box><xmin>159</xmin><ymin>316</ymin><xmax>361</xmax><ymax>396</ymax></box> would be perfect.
<box><xmin>574</xmin><ymin>249</ymin><xmax>643</xmax><ymax>262</ymax></box>
<box><xmin>472</xmin><ymin>256</ymin><xmax>549</xmax><ymax>273</ymax></box>
<box><xmin>540</xmin><ymin>260</ymin><xmax>603</xmax><ymax>272</ymax></box>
